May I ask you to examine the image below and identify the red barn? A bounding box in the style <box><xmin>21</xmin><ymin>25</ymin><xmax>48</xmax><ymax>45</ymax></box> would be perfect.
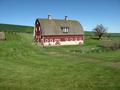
<box><xmin>33</xmin><ymin>15</ymin><xmax>84</xmax><ymax>46</ymax></box>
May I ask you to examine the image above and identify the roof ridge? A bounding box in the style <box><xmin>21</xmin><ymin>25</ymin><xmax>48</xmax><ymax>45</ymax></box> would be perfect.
<box><xmin>37</xmin><ymin>18</ymin><xmax>79</xmax><ymax>22</ymax></box>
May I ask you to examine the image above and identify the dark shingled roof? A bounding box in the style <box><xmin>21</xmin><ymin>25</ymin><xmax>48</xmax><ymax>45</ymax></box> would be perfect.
<box><xmin>37</xmin><ymin>18</ymin><xmax>84</xmax><ymax>35</ymax></box>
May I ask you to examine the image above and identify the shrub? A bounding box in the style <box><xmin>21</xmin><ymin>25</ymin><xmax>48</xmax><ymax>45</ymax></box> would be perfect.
<box><xmin>0</xmin><ymin>32</ymin><xmax>6</xmax><ymax>40</ymax></box>
<box><xmin>100</xmin><ymin>37</ymin><xmax>120</xmax><ymax>50</ymax></box>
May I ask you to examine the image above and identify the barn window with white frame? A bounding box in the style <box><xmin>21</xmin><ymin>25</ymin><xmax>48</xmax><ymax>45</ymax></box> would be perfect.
<box><xmin>61</xmin><ymin>27</ymin><xmax>69</xmax><ymax>33</ymax></box>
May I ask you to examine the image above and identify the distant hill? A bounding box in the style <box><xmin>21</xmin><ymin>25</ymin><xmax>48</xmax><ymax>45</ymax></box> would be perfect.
<box><xmin>84</xmin><ymin>31</ymin><xmax>93</xmax><ymax>36</ymax></box>
<box><xmin>85</xmin><ymin>31</ymin><xmax>120</xmax><ymax>37</ymax></box>
<box><xmin>0</xmin><ymin>23</ymin><xmax>120</xmax><ymax>37</ymax></box>
<box><xmin>0</xmin><ymin>23</ymin><xmax>33</xmax><ymax>33</ymax></box>
<box><xmin>107</xmin><ymin>32</ymin><xmax>120</xmax><ymax>37</ymax></box>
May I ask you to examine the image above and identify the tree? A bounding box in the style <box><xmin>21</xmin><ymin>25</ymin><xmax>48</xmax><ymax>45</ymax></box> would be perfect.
<box><xmin>93</xmin><ymin>24</ymin><xmax>107</xmax><ymax>40</ymax></box>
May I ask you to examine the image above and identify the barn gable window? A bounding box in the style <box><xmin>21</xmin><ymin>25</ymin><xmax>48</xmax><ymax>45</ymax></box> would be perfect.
<box><xmin>61</xmin><ymin>27</ymin><xmax>69</xmax><ymax>33</ymax></box>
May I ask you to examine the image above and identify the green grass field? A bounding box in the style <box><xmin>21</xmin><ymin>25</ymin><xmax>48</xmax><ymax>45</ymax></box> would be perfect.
<box><xmin>0</xmin><ymin>32</ymin><xmax>120</xmax><ymax>90</ymax></box>
<box><xmin>0</xmin><ymin>24</ymin><xmax>120</xmax><ymax>90</ymax></box>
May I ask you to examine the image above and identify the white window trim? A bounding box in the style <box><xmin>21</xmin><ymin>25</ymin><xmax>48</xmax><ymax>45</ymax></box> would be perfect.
<box><xmin>45</xmin><ymin>39</ymin><xmax>49</xmax><ymax>42</ymax></box>
<box><xmin>50</xmin><ymin>39</ymin><xmax>53</xmax><ymax>42</ymax></box>
<box><xmin>61</xmin><ymin>27</ymin><xmax>69</xmax><ymax>33</ymax></box>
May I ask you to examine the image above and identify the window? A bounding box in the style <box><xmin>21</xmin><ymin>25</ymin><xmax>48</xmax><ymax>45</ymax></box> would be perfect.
<box><xmin>61</xmin><ymin>27</ymin><xmax>69</xmax><ymax>33</ymax></box>
<box><xmin>54</xmin><ymin>39</ymin><xmax>60</xmax><ymax>42</ymax></box>
<box><xmin>65</xmin><ymin>38</ymin><xmax>68</xmax><ymax>41</ymax></box>
<box><xmin>74</xmin><ymin>38</ymin><xmax>77</xmax><ymax>41</ymax></box>
<box><xmin>50</xmin><ymin>39</ymin><xmax>53</xmax><ymax>42</ymax></box>
<box><xmin>45</xmin><ymin>39</ymin><xmax>48</xmax><ymax>42</ymax></box>
<box><xmin>78</xmin><ymin>37</ymin><xmax>82</xmax><ymax>40</ymax></box>
<box><xmin>70</xmin><ymin>38</ymin><xmax>73</xmax><ymax>41</ymax></box>
<box><xmin>79</xmin><ymin>37</ymin><xmax>82</xmax><ymax>40</ymax></box>
<box><xmin>37</xmin><ymin>22</ymin><xmax>39</xmax><ymax>24</ymax></box>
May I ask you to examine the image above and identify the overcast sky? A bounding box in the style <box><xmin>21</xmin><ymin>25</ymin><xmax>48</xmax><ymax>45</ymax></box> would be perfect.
<box><xmin>0</xmin><ymin>0</ymin><xmax>120</xmax><ymax>33</ymax></box>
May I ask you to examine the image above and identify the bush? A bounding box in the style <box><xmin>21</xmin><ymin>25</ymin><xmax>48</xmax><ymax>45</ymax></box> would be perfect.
<box><xmin>100</xmin><ymin>37</ymin><xmax>120</xmax><ymax>50</ymax></box>
<box><xmin>0</xmin><ymin>32</ymin><xmax>6</xmax><ymax>40</ymax></box>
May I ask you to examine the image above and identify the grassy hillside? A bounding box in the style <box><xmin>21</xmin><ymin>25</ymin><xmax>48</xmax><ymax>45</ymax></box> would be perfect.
<box><xmin>0</xmin><ymin>23</ymin><xmax>33</xmax><ymax>33</ymax></box>
<box><xmin>85</xmin><ymin>31</ymin><xmax>120</xmax><ymax>37</ymax></box>
<box><xmin>0</xmin><ymin>32</ymin><xmax>120</xmax><ymax>90</ymax></box>
<box><xmin>1</xmin><ymin>23</ymin><xmax>120</xmax><ymax>37</ymax></box>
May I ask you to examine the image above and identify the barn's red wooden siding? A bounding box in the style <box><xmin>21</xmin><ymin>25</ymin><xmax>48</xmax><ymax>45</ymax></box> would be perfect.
<box><xmin>42</xmin><ymin>35</ymin><xmax>83</xmax><ymax>42</ymax></box>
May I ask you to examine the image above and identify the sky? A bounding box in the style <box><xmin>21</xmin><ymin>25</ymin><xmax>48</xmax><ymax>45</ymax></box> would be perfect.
<box><xmin>0</xmin><ymin>0</ymin><xmax>120</xmax><ymax>33</ymax></box>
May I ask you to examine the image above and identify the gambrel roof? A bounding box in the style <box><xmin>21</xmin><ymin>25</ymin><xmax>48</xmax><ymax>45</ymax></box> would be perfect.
<box><xmin>36</xmin><ymin>18</ymin><xmax>84</xmax><ymax>36</ymax></box>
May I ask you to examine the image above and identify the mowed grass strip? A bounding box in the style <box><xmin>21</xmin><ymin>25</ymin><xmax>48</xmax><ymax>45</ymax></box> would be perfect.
<box><xmin>0</xmin><ymin>33</ymin><xmax>120</xmax><ymax>90</ymax></box>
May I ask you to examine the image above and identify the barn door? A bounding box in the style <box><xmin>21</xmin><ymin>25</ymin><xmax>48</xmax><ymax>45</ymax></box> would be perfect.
<box><xmin>55</xmin><ymin>39</ymin><xmax>60</xmax><ymax>45</ymax></box>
